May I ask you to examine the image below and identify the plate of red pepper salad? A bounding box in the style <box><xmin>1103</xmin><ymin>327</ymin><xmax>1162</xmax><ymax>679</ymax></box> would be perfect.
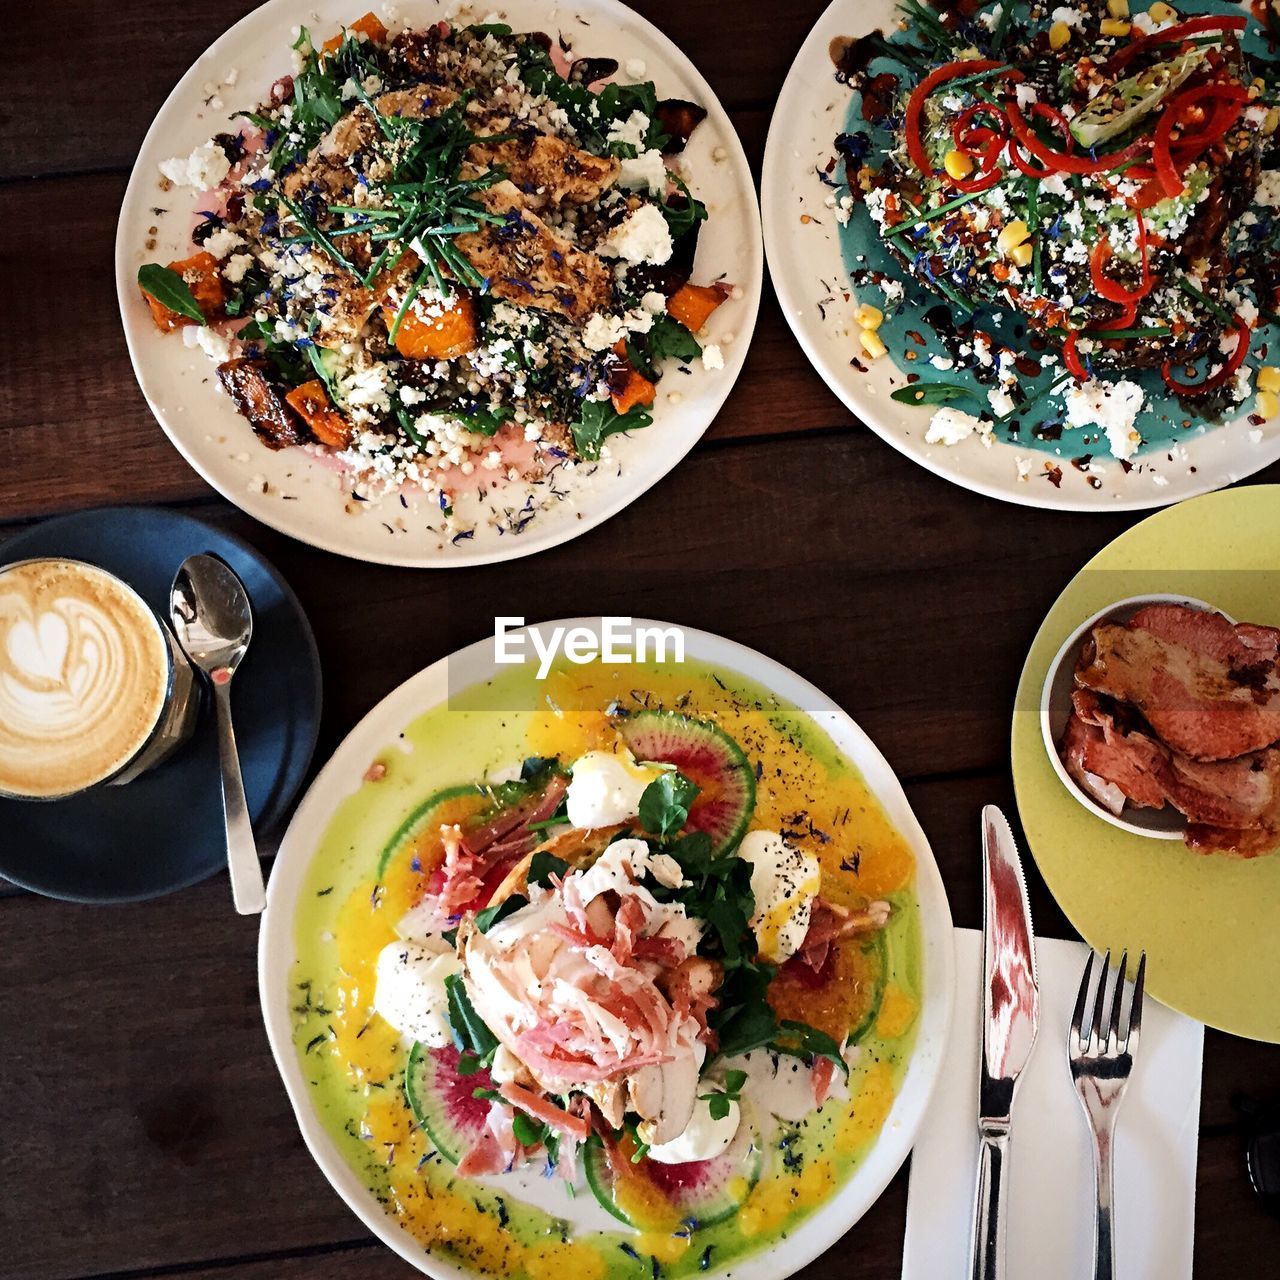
<box><xmin>763</xmin><ymin>0</ymin><xmax>1280</xmax><ymax>509</ymax></box>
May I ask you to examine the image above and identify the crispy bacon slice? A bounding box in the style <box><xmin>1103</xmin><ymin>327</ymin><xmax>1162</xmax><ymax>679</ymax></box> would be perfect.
<box><xmin>1076</xmin><ymin>606</ymin><xmax>1280</xmax><ymax>761</ymax></box>
<box><xmin>1062</xmin><ymin>690</ymin><xmax>1280</xmax><ymax>853</ymax></box>
<box><xmin>792</xmin><ymin>896</ymin><xmax>891</xmax><ymax>975</ymax></box>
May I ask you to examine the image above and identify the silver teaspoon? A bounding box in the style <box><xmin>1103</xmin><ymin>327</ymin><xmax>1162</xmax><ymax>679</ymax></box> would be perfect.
<box><xmin>170</xmin><ymin>554</ymin><xmax>265</xmax><ymax>915</ymax></box>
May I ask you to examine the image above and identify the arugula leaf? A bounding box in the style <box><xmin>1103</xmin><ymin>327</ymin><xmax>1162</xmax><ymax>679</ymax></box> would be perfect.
<box><xmin>528</xmin><ymin>850</ymin><xmax>570</xmax><ymax>888</ymax></box>
<box><xmin>773</xmin><ymin>1019</ymin><xmax>850</xmax><ymax>1077</ymax></box>
<box><xmin>638</xmin><ymin>770</ymin><xmax>699</xmax><ymax>839</ymax></box>
<box><xmin>137</xmin><ymin>264</ymin><xmax>205</xmax><ymax>325</ymax></box>
<box><xmin>646</xmin><ymin>315</ymin><xmax>703</xmax><ymax>365</ymax></box>
<box><xmin>512</xmin><ymin>1110</ymin><xmax>548</xmax><ymax>1147</ymax></box>
<box><xmin>699</xmin><ymin>1067</ymin><xmax>748</xmax><ymax>1120</ymax></box>
<box><xmin>460</xmin><ymin>403</ymin><xmax>514</xmax><ymax>435</ymax></box>
<box><xmin>710</xmin><ymin>961</ymin><xmax>779</xmax><ymax>1058</ymax></box>
<box><xmin>468</xmin><ymin>21</ymin><xmax>513</xmax><ymax>35</ymax></box>
<box><xmin>571</xmin><ymin>399</ymin><xmax>654</xmax><ymax>461</ymax></box>
<box><xmin>444</xmin><ymin>971</ymin><xmax>499</xmax><ymax>1058</ymax></box>
<box><xmin>474</xmin><ymin>894</ymin><xmax>528</xmax><ymax>933</ymax></box>
<box><xmin>890</xmin><ymin>382</ymin><xmax>984</xmax><ymax>408</ymax></box>
<box><xmin>659</xmin><ymin>178</ymin><xmax>708</xmax><ymax>239</ymax></box>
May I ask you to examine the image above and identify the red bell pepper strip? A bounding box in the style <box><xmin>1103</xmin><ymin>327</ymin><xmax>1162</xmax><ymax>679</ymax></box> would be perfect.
<box><xmin>906</xmin><ymin>59</ymin><xmax>1008</xmax><ymax>176</ymax></box>
<box><xmin>1089</xmin><ymin>214</ymin><xmax>1152</xmax><ymax>304</ymax></box>
<box><xmin>1161</xmin><ymin>315</ymin><xmax>1252</xmax><ymax>396</ymax></box>
<box><xmin>1063</xmin><ymin>332</ymin><xmax>1089</xmax><ymax>381</ymax></box>
<box><xmin>1153</xmin><ymin>107</ymin><xmax>1185</xmax><ymax>196</ymax></box>
<box><xmin>1107</xmin><ymin>15</ymin><xmax>1248</xmax><ymax>74</ymax></box>
<box><xmin>1005</xmin><ymin>98</ymin><xmax>1148</xmax><ymax>175</ymax></box>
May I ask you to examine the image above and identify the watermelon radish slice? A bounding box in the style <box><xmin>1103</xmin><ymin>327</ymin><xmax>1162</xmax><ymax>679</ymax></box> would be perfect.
<box><xmin>618</xmin><ymin>711</ymin><xmax>756</xmax><ymax>856</ymax></box>
<box><xmin>377</xmin><ymin>784</ymin><xmax>486</xmax><ymax>877</ymax></box>
<box><xmin>584</xmin><ymin>1111</ymin><xmax>763</xmax><ymax>1229</ymax></box>
<box><xmin>404</xmin><ymin>1042</ymin><xmax>494</xmax><ymax>1164</ymax></box>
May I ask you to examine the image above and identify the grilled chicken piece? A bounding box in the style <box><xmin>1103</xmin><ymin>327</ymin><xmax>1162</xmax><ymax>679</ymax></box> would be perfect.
<box><xmin>456</xmin><ymin>181</ymin><xmax>613</xmax><ymax>320</ymax></box>
<box><xmin>282</xmin><ymin>84</ymin><xmax>455</xmax><ymax>206</ymax></box>
<box><xmin>216</xmin><ymin>359</ymin><xmax>304</xmax><ymax>448</ymax></box>
<box><xmin>1076</xmin><ymin>606</ymin><xmax>1280</xmax><ymax>761</ymax></box>
<box><xmin>309</xmin><ymin>252</ymin><xmax>419</xmax><ymax>348</ymax></box>
<box><xmin>467</xmin><ymin>133</ymin><xmax>619</xmax><ymax>210</ymax></box>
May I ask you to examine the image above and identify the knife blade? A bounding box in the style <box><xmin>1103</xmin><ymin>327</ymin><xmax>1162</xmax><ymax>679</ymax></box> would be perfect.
<box><xmin>970</xmin><ymin>803</ymin><xmax>1040</xmax><ymax>1280</ymax></box>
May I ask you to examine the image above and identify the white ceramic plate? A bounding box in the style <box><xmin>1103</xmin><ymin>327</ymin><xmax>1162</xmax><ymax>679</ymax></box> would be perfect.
<box><xmin>116</xmin><ymin>0</ymin><xmax>762</xmax><ymax>566</ymax></box>
<box><xmin>258</xmin><ymin>618</ymin><xmax>955</xmax><ymax>1280</ymax></box>
<box><xmin>761</xmin><ymin>0</ymin><xmax>1279</xmax><ymax>511</ymax></box>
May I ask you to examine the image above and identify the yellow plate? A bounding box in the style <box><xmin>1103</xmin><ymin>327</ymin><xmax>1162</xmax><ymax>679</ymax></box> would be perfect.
<box><xmin>1012</xmin><ymin>485</ymin><xmax>1280</xmax><ymax>1043</ymax></box>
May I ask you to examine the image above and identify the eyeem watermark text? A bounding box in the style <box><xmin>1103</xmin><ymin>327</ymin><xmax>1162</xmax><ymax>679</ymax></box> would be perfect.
<box><xmin>494</xmin><ymin>617</ymin><xmax>685</xmax><ymax>679</ymax></box>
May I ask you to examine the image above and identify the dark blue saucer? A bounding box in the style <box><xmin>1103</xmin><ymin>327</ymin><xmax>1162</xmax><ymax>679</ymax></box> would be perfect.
<box><xmin>0</xmin><ymin>507</ymin><xmax>322</xmax><ymax>903</ymax></box>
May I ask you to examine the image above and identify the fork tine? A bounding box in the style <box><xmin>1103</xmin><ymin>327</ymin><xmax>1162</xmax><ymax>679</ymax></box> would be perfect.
<box><xmin>1071</xmin><ymin>949</ymin><xmax>1096</xmax><ymax>1052</ymax></box>
<box><xmin>1108</xmin><ymin>950</ymin><xmax>1128</xmax><ymax>1051</ymax></box>
<box><xmin>1090</xmin><ymin>949</ymin><xmax>1111</xmax><ymax>1051</ymax></box>
<box><xmin>1124</xmin><ymin>952</ymin><xmax>1147</xmax><ymax>1054</ymax></box>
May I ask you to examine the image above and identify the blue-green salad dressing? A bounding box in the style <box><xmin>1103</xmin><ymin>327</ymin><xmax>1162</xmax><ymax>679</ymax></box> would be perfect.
<box><xmin>832</xmin><ymin>0</ymin><xmax>1279</xmax><ymax>461</ymax></box>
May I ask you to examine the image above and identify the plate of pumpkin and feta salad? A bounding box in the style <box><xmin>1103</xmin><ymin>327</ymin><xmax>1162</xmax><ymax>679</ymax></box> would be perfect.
<box><xmin>116</xmin><ymin>1</ymin><xmax>761</xmax><ymax>566</ymax></box>
<box><xmin>259</xmin><ymin>621</ymin><xmax>954</xmax><ymax>1280</ymax></box>
<box><xmin>763</xmin><ymin>0</ymin><xmax>1280</xmax><ymax>510</ymax></box>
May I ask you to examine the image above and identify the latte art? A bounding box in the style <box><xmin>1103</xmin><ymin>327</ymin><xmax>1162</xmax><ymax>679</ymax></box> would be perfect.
<box><xmin>0</xmin><ymin>560</ymin><xmax>170</xmax><ymax>798</ymax></box>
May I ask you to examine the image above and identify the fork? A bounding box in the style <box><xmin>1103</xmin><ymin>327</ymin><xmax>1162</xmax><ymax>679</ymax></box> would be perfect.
<box><xmin>1069</xmin><ymin>949</ymin><xmax>1147</xmax><ymax>1280</ymax></box>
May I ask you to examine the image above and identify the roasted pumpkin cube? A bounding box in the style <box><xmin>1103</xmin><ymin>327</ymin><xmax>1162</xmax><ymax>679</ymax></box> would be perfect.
<box><xmin>141</xmin><ymin>251</ymin><xmax>226</xmax><ymax>331</ymax></box>
<box><xmin>609</xmin><ymin>342</ymin><xmax>657</xmax><ymax>415</ymax></box>
<box><xmin>383</xmin><ymin>291</ymin><xmax>478</xmax><ymax>360</ymax></box>
<box><xmin>666</xmin><ymin>282</ymin><xmax>727</xmax><ymax>334</ymax></box>
<box><xmin>285</xmin><ymin>379</ymin><xmax>353</xmax><ymax>448</ymax></box>
<box><xmin>322</xmin><ymin>11</ymin><xmax>388</xmax><ymax>55</ymax></box>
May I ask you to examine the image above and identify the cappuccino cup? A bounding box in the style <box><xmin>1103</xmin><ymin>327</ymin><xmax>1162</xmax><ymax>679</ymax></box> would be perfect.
<box><xmin>0</xmin><ymin>558</ymin><xmax>199</xmax><ymax>800</ymax></box>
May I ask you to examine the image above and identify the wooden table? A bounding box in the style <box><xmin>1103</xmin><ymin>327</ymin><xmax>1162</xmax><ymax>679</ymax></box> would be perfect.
<box><xmin>2</xmin><ymin>2</ymin><xmax>1277</xmax><ymax>1275</ymax></box>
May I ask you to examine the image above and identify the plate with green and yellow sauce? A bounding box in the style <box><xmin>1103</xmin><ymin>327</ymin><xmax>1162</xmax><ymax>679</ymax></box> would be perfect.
<box><xmin>259</xmin><ymin>620</ymin><xmax>954</xmax><ymax>1280</ymax></box>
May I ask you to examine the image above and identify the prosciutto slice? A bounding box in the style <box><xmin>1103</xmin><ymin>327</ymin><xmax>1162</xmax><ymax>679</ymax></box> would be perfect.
<box><xmin>1075</xmin><ymin>605</ymin><xmax>1280</xmax><ymax>762</ymax></box>
<box><xmin>1061</xmin><ymin>690</ymin><xmax>1280</xmax><ymax>853</ymax></box>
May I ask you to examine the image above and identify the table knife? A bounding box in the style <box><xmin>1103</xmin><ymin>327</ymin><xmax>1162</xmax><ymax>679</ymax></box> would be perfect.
<box><xmin>970</xmin><ymin>804</ymin><xmax>1040</xmax><ymax>1280</ymax></box>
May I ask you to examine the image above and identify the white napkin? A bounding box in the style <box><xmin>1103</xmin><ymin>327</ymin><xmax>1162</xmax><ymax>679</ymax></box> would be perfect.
<box><xmin>902</xmin><ymin>929</ymin><xmax>1204</xmax><ymax>1280</ymax></box>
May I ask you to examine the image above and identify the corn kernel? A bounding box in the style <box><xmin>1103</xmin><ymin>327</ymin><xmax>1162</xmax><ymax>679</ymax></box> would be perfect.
<box><xmin>944</xmin><ymin>149</ymin><xmax>975</xmax><ymax>180</ymax></box>
<box><xmin>1258</xmin><ymin>367</ymin><xmax>1280</xmax><ymax>393</ymax></box>
<box><xmin>1049</xmin><ymin>20</ymin><xmax>1072</xmax><ymax>49</ymax></box>
<box><xmin>1147</xmin><ymin>2</ymin><xmax>1177</xmax><ymax>22</ymax></box>
<box><xmin>1257</xmin><ymin>391</ymin><xmax>1280</xmax><ymax>420</ymax></box>
<box><xmin>1107</xmin><ymin>0</ymin><xmax>1129</xmax><ymax>17</ymax></box>
<box><xmin>1100</xmin><ymin>18</ymin><xmax>1132</xmax><ymax>36</ymax></box>
<box><xmin>996</xmin><ymin>220</ymin><xmax>1031</xmax><ymax>255</ymax></box>
<box><xmin>1009</xmin><ymin>242</ymin><xmax>1035</xmax><ymax>268</ymax></box>
<box><xmin>859</xmin><ymin>328</ymin><xmax>887</xmax><ymax>360</ymax></box>
<box><xmin>855</xmin><ymin>303</ymin><xmax>884</xmax><ymax>331</ymax></box>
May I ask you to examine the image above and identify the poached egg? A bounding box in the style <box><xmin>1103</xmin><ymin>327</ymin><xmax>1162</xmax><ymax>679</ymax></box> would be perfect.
<box><xmin>738</xmin><ymin>829</ymin><xmax>821</xmax><ymax>964</ymax></box>
<box><xmin>564</xmin><ymin>747</ymin><xmax>664</xmax><ymax>829</ymax></box>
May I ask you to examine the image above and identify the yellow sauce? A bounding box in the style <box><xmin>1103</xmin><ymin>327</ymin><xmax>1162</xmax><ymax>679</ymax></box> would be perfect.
<box><xmin>291</xmin><ymin>656</ymin><xmax>923</xmax><ymax>1279</ymax></box>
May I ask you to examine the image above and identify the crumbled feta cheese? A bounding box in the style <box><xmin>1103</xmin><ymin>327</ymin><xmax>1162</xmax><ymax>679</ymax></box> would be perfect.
<box><xmin>641</xmin><ymin>291</ymin><xmax>667</xmax><ymax>315</ymax></box>
<box><xmin>159</xmin><ymin>141</ymin><xmax>231</xmax><ymax>190</ymax></box>
<box><xmin>701</xmin><ymin>344</ymin><xmax>724</xmax><ymax>371</ymax></box>
<box><xmin>222</xmin><ymin>253</ymin><xmax>253</xmax><ymax>284</ymax></box>
<box><xmin>183</xmin><ymin>323</ymin><xmax>232</xmax><ymax>363</ymax></box>
<box><xmin>600</xmin><ymin>204</ymin><xmax>673</xmax><ymax>265</ymax></box>
<box><xmin>618</xmin><ymin>149</ymin><xmax>668</xmax><ymax>195</ymax></box>
<box><xmin>1255</xmin><ymin>170</ymin><xmax>1280</xmax><ymax>209</ymax></box>
<box><xmin>583</xmin><ymin>312</ymin><xmax>628</xmax><ymax>351</ymax></box>
<box><xmin>929</xmin><ymin>355</ymin><xmax>955</xmax><ymax>371</ymax></box>
<box><xmin>988</xmin><ymin>388</ymin><xmax>1016</xmax><ymax>417</ymax></box>
<box><xmin>606</xmin><ymin>110</ymin><xmax>650</xmax><ymax>150</ymax></box>
<box><xmin>926</xmin><ymin>407</ymin><xmax>994</xmax><ymax>447</ymax></box>
<box><xmin>1052</xmin><ymin>6</ymin><xmax>1084</xmax><ymax>30</ymax></box>
<box><xmin>202</xmin><ymin>227</ymin><xmax>245</xmax><ymax>259</ymax></box>
<box><xmin>625</xmin><ymin>57</ymin><xmax>647</xmax><ymax>79</ymax></box>
<box><xmin>1063</xmin><ymin>378</ymin><xmax>1145</xmax><ymax>461</ymax></box>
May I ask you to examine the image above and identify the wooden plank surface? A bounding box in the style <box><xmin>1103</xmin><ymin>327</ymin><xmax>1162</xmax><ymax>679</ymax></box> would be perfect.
<box><xmin>3</xmin><ymin>0</ymin><xmax>1279</xmax><ymax>1276</ymax></box>
<box><xmin>2</xmin><ymin>1</ymin><xmax>823</xmax><ymax>178</ymax></box>
<box><xmin>2</xmin><ymin>768</ymin><xmax>1272</xmax><ymax>1280</ymax></box>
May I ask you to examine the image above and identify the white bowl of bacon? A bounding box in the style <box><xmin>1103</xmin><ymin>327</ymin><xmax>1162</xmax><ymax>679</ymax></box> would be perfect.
<box><xmin>1041</xmin><ymin>596</ymin><xmax>1280</xmax><ymax>858</ymax></box>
